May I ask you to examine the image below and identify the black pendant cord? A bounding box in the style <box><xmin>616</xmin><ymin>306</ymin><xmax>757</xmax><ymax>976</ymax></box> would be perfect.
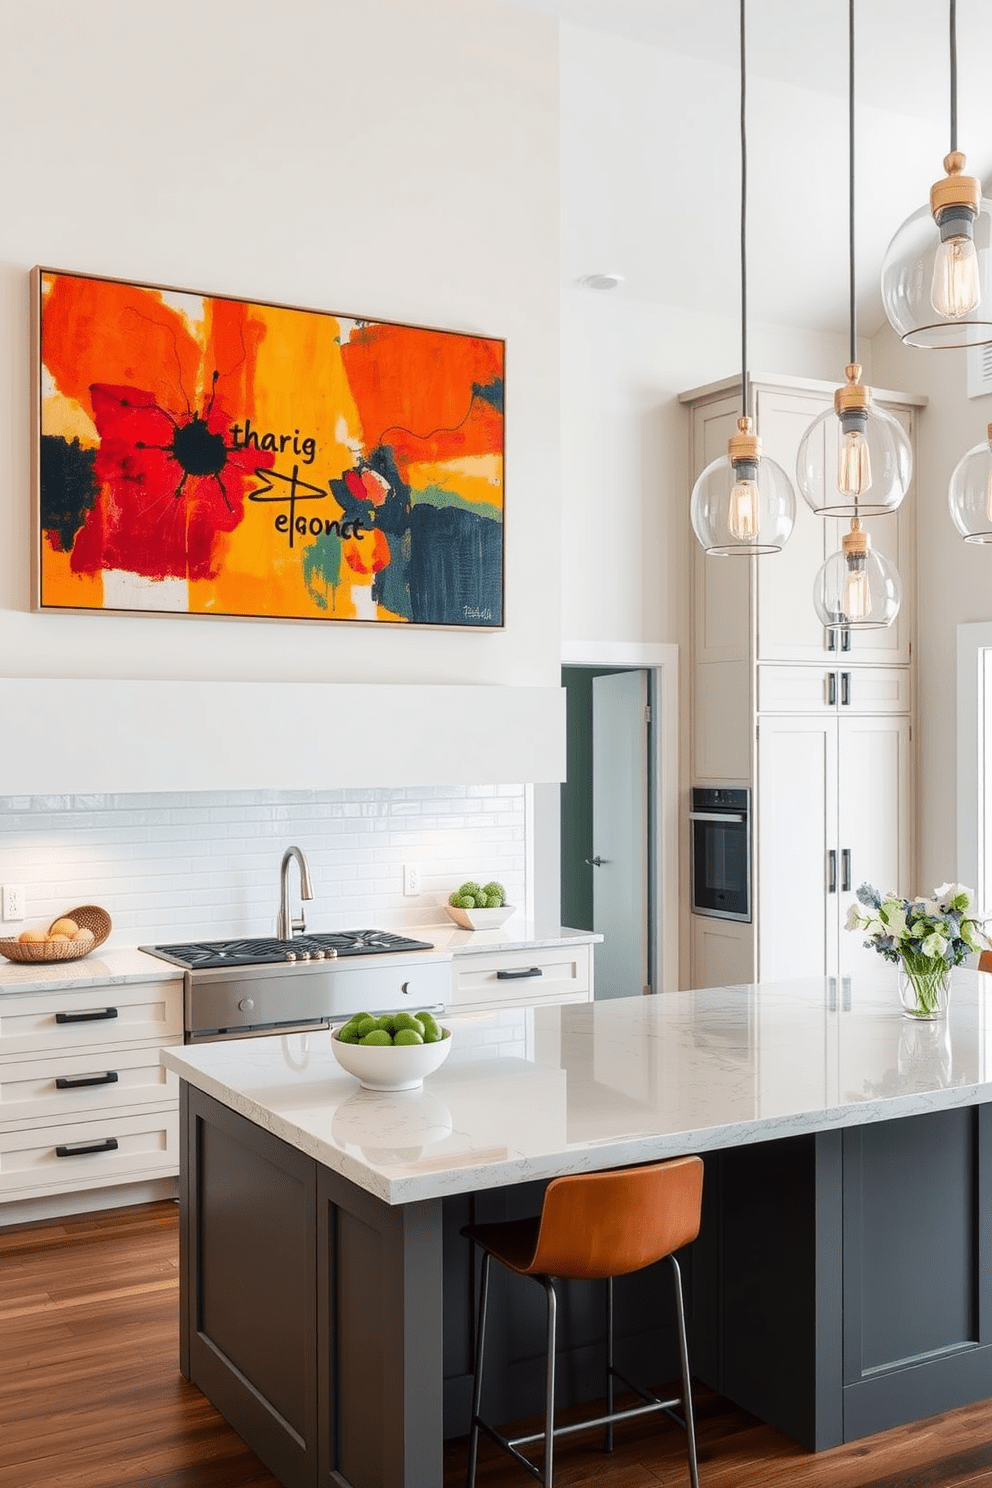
<box><xmin>740</xmin><ymin>0</ymin><xmax>749</xmax><ymax>422</ymax></box>
<box><xmin>950</xmin><ymin>0</ymin><xmax>958</xmax><ymax>153</ymax></box>
<box><xmin>848</xmin><ymin>0</ymin><xmax>857</xmax><ymax>366</ymax></box>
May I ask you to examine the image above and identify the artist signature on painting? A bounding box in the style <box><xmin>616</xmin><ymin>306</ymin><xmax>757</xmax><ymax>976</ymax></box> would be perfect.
<box><xmin>463</xmin><ymin>606</ymin><xmax>493</xmax><ymax>622</ymax></box>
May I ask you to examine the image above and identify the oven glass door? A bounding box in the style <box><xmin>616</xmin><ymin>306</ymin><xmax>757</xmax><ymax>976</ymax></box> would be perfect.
<box><xmin>691</xmin><ymin>814</ymin><xmax>750</xmax><ymax>921</ymax></box>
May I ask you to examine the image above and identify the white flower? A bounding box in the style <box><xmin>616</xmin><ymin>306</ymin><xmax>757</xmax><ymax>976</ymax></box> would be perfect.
<box><xmin>935</xmin><ymin>882</ymin><xmax>973</xmax><ymax>912</ymax></box>
<box><xmin>921</xmin><ymin>930</ymin><xmax>948</xmax><ymax>959</ymax></box>
<box><xmin>882</xmin><ymin>904</ymin><xmax>908</xmax><ymax>938</ymax></box>
<box><xmin>845</xmin><ymin>904</ymin><xmax>863</xmax><ymax>931</ymax></box>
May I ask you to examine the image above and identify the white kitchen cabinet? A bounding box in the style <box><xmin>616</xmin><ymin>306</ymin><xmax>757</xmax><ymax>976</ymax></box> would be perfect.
<box><xmin>680</xmin><ymin>372</ymin><xmax>922</xmax><ymax>990</ymax></box>
<box><xmin>756</xmin><ymin>712</ymin><xmax>912</xmax><ymax>982</ymax></box>
<box><xmin>0</xmin><ymin>979</ymin><xmax>182</xmax><ymax>1204</ymax></box>
<box><xmin>450</xmin><ymin>941</ymin><xmax>593</xmax><ymax>1013</ymax></box>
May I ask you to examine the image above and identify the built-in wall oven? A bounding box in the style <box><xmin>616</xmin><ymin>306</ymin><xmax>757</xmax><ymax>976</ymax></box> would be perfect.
<box><xmin>689</xmin><ymin>787</ymin><xmax>751</xmax><ymax>923</ymax></box>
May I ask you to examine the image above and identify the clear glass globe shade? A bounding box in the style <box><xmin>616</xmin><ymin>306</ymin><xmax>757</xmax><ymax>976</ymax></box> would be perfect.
<box><xmin>813</xmin><ymin>545</ymin><xmax>902</xmax><ymax>630</ymax></box>
<box><xmin>881</xmin><ymin>198</ymin><xmax>992</xmax><ymax>348</ymax></box>
<box><xmin>690</xmin><ymin>452</ymin><xmax>796</xmax><ymax>556</ymax></box>
<box><xmin>948</xmin><ymin>437</ymin><xmax>992</xmax><ymax>542</ymax></box>
<box><xmin>795</xmin><ymin>402</ymin><xmax>912</xmax><ymax>516</ymax></box>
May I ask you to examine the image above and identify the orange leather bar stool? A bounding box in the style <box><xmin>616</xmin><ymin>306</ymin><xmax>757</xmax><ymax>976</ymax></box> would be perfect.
<box><xmin>461</xmin><ymin>1155</ymin><xmax>704</xmax><ymax>1487</ymax></box>
<box><xmin>979</xmin><ymin>950</ymin><xmax>992</xmax><ymax>973</ymax></box>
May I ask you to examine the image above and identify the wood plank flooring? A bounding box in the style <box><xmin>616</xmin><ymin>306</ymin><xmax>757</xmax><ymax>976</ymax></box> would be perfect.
<box><xmin>2</xmin><ymin>1200</ymin><xmax>992</xmax><ymax>1487</ymax></box>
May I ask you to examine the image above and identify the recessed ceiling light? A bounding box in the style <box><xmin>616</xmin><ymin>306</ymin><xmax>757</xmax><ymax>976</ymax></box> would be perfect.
<box><xmin>578</xmin><ymin>272</ymin><xmax>625</xmax><ymax>291</ymax></box>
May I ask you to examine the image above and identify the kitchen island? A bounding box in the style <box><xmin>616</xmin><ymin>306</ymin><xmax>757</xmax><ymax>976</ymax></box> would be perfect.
<box><xmin>162</xmin><ymin>972</ymin><xmax>992</xmax><ymax>1488</ymax></box>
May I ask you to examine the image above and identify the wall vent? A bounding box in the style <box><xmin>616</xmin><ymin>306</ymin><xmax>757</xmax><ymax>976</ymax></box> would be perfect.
<box><xmin>967</xmin><ymin>341</ymin><xmax>992</xmax><ymax>399</ymax></box>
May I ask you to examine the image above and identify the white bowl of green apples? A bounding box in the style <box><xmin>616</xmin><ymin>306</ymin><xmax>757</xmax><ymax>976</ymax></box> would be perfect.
<box><xmin>444</xmin><ymin>879</ymin><xmax>515</xmax><ymax>931</ymax></box>
<box><xmin>330</xmin><ymin>1010</ymin><xmax>452</xmax><ymax>1091</ymax></box>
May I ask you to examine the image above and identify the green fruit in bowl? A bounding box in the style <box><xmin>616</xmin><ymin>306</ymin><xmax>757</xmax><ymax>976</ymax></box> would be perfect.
<box><xmin>394</xmin><ymin>1028</ymin><xmax>424</xmax><ymax>1046</ymax></box>
<box><xmin>360</xmin><ymin>1029</ymin><xmax>393</xmax><ymax>1047</ymax></box>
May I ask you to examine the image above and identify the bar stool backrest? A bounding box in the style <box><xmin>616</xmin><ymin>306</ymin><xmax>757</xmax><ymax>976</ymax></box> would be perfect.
<box><xmin>980</xmin><ymin>949</ymin><xmax>992</xmax><ymax>974</ymax></box>
<box><xmin>523</xmin><ymin>1156</ymin><xmax>704</xmax><ymax>1281</ymax></box>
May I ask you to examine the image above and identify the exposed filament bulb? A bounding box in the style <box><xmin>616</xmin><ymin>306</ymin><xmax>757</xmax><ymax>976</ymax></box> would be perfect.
<box><xmin>728</xmin><ymin>476</ymin><xmax>759</xmax><ymax>541</ymax></box>
<box><xmin>838</xmin><ymin>429</ymin><xmax>871</xmax><ymax>498</ymax></box>
<box><xmin>932</xmin><ymin>232</ymin><xmax>981</xmax><ymax>318</ymax></box>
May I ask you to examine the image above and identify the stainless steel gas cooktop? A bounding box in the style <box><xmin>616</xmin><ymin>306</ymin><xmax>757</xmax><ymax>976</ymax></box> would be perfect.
<box><xmin>141</xmin><ymin>929</ymin><xmax>435</xmax><ymax>970</ymax></box>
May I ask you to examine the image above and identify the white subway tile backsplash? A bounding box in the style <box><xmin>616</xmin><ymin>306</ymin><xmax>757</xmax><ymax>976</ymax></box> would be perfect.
<box><xmin>0</xmin><ymin>785</ymin><xmax>527</xmax><ymax>945</ymax></box>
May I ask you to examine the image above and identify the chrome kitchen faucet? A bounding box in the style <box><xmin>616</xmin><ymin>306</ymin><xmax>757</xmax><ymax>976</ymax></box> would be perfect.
<box><xmin>277</xmin><ymin>845</ymin><xmax>314</xmax><ymax>940</ymax></box>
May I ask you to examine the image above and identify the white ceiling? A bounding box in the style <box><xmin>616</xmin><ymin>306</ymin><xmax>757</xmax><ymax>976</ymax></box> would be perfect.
<box><xmin>497</xmin><ymin>0</ymin><xmax>992</xmax><ymax>336</ymax></box>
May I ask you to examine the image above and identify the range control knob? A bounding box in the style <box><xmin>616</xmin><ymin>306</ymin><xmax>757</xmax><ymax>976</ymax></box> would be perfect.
<box><xmin>327</xmin><ymin>948</ymin><xmax>338</xmax><ymax>959</ymax></box>
<box><xmin>285</xmin><ymin>951</ymin><xmax>297</xmax><ymax>962</ymax></box>
<box><xmin>313</xmin><ymin>950</ymin><xmax>326</xmax><ymax>960</ymax></box>
<box><xmin>238</xmin><ymin>998</ymin><xmax>255</xmax><ymax>1013</ymax></box>
<box><xmin>300</xmin><ymin>951</ymin><xmax>311</xmax><ymax>962</ymax></box>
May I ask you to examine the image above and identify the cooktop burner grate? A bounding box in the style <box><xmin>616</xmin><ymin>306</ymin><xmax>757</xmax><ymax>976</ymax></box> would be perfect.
<box><xmin>143</xmin><ymin>929</ymin><xmax>435</xmax><ymax>970</ymax></box>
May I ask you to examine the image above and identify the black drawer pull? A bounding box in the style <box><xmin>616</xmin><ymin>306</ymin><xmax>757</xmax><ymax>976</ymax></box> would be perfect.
<box><xmin>55</xmin><ymin>1137</ymin><xmax>119</xmax><ymax>1158</ymax></box>
<box><xmin>495</xmin><ymin>967</ymin><xmax>544</xmax><ymax>981</ymax></box>
<box><xmin>56</xmin><ymin>1071</ymin><xmax>119</xmax><ymax>1090</ymax></box>
<box><xmin>56</xmin><ymin>1007</ymin><xmax>119</xmax><ymax>1024</ymax></box>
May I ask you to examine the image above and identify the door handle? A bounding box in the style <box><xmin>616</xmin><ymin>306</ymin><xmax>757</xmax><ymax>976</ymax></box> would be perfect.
<box><xmin>842</xmin><ymin>627</ymin><xmax>852</xmax><ymax>652</ymax></box>
<box><xmin>841</xmin><ymin>849</ymin><xmax>852</xmax><ymax>893</ymax></box>
<box><xmin>827</xmin><ymin>628</ymin><xmax>837</xmax><ymax>652</ymax></box>
<box><xmin>496</xmin><ymin>967</ymin><xmax>544</xmax><ymax>981</ymax></box>
<box><xmin>828</xmin><ymin>849</ymin><xmax>837</xmax><ymax>894</ymax></box>
<box><xmin>841</xmin><ymin>672</ymin><xmax>851</xmax><ymax>707</ymax></box>
<box><xmin>585</xmin><ymin>856</ymin><xmax>607</xmax><ymax>867</ymax></box>
<box><xmin>827</xmin><ymin>672</ymin><xmax>837</xmax><ymax>706</ymax></box>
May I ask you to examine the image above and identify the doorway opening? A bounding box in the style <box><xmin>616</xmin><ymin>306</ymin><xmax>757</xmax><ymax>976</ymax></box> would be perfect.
<box><xmin>561</xmin><ymin>665</ymin><xmax>656</xmax><ymax>999</ymax></box>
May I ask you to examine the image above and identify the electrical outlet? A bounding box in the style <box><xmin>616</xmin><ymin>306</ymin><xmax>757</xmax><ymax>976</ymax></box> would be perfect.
<box><xmin>403</xmin><ymin>863</ymin><xmax>421</xmax><ymax>896</ymax></box>
<box><xmin>2</xmin><ymin>884</ymin><xmax>25</xmax><ymax>922</ymax></box>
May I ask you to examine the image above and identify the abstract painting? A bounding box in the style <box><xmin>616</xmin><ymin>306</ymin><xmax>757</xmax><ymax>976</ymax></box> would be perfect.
<box><xmin>33</xmin><ymin>269</ymin><xmax>505</xmax><ymax>627</ymax></box>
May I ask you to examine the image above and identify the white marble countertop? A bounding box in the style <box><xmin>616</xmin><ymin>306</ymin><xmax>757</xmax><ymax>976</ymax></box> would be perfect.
<box><xmin>161</xmin><ymin>969</ymin><xmax>992</xmax><ymax>1206</ymax></box>
<box><xmin>422</xmin><ymin>921</ymin><xmax>601</xmax><ymax>955</ymax></box>
<box><xmin>0</xmin><ymin>945</ymin><xmax>183</xmax><ymax>995</ymax></box>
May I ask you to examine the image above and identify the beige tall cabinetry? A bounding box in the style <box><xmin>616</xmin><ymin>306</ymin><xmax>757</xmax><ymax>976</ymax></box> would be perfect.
<box><xmin>680</xmin><ymin>373</ymin><xmax>923</xmax><ymax>990</ymax></box>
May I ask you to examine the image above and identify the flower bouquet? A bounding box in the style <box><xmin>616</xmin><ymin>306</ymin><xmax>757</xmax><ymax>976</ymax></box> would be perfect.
<box><xmin>847</xmin><ymin>882</ymin><xmax>989</xmax><ymax>1019</ymax></box>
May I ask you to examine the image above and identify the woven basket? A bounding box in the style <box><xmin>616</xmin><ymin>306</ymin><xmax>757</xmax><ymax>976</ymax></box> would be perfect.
<box><xmin>0</xmin><ymin>904</ymin><xmax>112</xmax><ymax>964</ymax></box>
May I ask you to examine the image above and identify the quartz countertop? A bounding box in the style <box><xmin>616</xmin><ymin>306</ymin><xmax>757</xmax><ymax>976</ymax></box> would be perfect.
<box><xmin>161</xmin><ymin>970</ymin><xmax>992</xmax><ymax>1206</ymax></box>
<box><xmin>0</xmin><ymin>946</ymin><xmax>183</xmax><ymax>995</ymax></box>
<box><xmin>420</xmin><ymin>921</ymin><xmax>601</xmax><ymax>955</ymax></box>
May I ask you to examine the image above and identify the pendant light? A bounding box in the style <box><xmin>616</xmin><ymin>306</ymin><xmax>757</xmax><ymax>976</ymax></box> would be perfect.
<box><xmin>948</xmin><ymin>424</ymin><xmax>992</xmax><ymax>541</ymax></box>
<box><xmin>880</xmin><ymin>0</ymin><xmax>992</xmax><ymax>349</ymax></box>
<box><xmin>690</xmin><ymin>0</ymin><xmax>795</xmax><ymax>556</ymax></box>
<box><xmin>813</xmin><ymin>517</ymin><xmax>902</xmax><ymax>631</ymax></box>
<box><xmin>796</xmin><ymin>1</ymin><xmax>912</xmax><ymax>519</ymax></box>
<box><xmin>812</xmin><ymin>0</ymin><xmax>902</xmax><ymax>634</ymax></box>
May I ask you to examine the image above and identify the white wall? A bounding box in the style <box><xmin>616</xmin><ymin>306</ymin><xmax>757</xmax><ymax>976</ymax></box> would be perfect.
<box><xmin>0</xmin><ymin>0</ymin><xmax>561</xmax><ymax>690</ymax></box>
<box><xmin>873</xmin><ymin>327</ymin><xmax>992</xmax><ymax>894</ymax></box>
<box><xmin>557</xmin><ymin>24</ymin><xmax>853</xmax><ymax>650</ymax></box>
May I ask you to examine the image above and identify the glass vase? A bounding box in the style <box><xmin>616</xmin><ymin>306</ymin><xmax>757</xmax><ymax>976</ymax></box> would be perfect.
<box><xmin>898</xmin><ymin>955</ymin><xmax>951</xmax><ymax>1020</ymax></box>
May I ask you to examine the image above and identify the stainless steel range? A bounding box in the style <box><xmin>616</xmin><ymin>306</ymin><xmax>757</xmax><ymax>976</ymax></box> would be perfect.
<box><xmin>141</xmin><ymin>929</ymin><xmax>451</xmax><ymax>1043</ymax></box>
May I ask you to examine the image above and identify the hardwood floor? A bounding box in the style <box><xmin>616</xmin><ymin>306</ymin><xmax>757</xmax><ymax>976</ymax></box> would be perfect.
<box><xmin>2</xmin><ymin>1200</ymin><xmax>992</xmax><ymax>1488</ymax></box>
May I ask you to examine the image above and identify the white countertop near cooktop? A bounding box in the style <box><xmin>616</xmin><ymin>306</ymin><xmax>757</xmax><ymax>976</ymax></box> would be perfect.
<box><xmin>161</xmin><ymin>970</ymin><xmax>992</xmax><ymax>1207</ymax></box>
<box><xmin>0</xmin><ymin>924</ymin><xmax>598</xmax><ymax>994</ymax></box>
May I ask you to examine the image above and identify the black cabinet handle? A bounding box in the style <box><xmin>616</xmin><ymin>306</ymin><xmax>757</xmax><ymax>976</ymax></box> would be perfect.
<box><xmin>827</xmin><ymin>628</ymin><xmax>837</xmax><ymax>652</ymax></box>
<box><xmin>842</xmin><ymin>849</ymin><xmax>852</xmax><ymax>894</ymax></box>
<box><xmin>841</xmin><ymin>671</ymin><xmax>851</xmax><ymax>707</ymax></box>
<box><xmin>842</xmin><ymin>627</ymin><xmax>852</xmax><ymax>652</ymax></box>
<box><xmin>828</xmin><ymin>849</ymin><xmax>837</xmax><ymax>894</ymax></box>
<box><xmin>827</xmin><ymin>673</ymin><xmax>837</xmax><ymax>706</ymax></box>
<box><xmin>56</xmin><ymin>1071</ymin><xmax>119</xmax><ymax>1090</ymax></box>
<box><xmin>56</xmin><ymin>1007</ymin><xmax>119</xmax><ymax>1024</ymax></box>
<box><xmin>55</xmin><ymin>1137</ymin><xmax>119</xmax><ymax>1158</ymax></box>
<box><xmin>496</xmin><ymin>967</ymin><xmax>544</xmax><ymax>981</ymax></box>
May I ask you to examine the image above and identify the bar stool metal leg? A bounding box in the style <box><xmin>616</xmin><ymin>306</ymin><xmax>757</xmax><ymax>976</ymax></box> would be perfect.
<box><xmin>604</xmin><ymin>1276</ymin><xmax>615</xmax><ymax>1454</ymax></box>
<box><xmin>669</xmin><ymin>1253</ymin><xmax>700</xmax><ymax>1488</ymax></box>
<box><xmin>466</xmin><ymin>1250</ymin><xmax>492</xmax><ymax>1488</ymax></box>
<box><xmin>541</xmin><ymin>1276</ymin><xmax>557</xmax><ymax>1487</ymax></box>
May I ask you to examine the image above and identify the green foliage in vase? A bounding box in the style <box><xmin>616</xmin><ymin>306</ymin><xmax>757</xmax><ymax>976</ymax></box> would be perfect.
<box><xmin>847</xmin><ymin>881</ymin><xmax>988</xmax><ymax>969</ymax></box>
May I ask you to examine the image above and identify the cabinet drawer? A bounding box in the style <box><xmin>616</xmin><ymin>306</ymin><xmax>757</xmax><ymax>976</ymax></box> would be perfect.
<box><xmin>451</xmin><ymin>945</ymin><xmax>592</xmax><ymax>1011</ymax></box>
<box><xmin>0</xmin><ymin>981</ymin><xmax>182</xmax><ymax>1058</ymax></box>
<box><xmin>758</xmin><ymin>665</ymin><xmax>911</xmax><ymax>715</ymax></box>
<box><xmin>0</xmin><ymin>1042</ymin><xmax>180</xmax><ymax>1128</ymax></box>
<box><xmin>0</xmin><ymin>1105</ymin><xmax>180</xmax><ymax>1200</ymax></box>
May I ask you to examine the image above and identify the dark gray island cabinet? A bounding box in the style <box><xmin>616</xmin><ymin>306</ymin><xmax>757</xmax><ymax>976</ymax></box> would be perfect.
<box><xmin>163</xmin><ymin>974</ymin><xmax>992</xmax><ymax>1488</ymax></box>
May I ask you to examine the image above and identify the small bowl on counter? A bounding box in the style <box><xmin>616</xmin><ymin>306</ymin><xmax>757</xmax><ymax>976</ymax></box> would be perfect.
<box><xmin>444</xmin><ymin>903</ymin><xmax>516</xmax><ymax>931</ymax></box>
<box><xmin>330</xmin><ymin>1024</ymin><xmax>453</xmax><ymax>1091</ymax></box>
<box><xmin>0</xmin><ymin>905</ymin><xmax>112</xmax><ymax>964</ymax></box>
